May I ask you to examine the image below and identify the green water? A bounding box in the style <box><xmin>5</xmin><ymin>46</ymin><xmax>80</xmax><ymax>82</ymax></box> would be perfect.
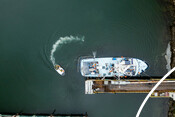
<box><xmin>0</xmin><ymin>0</ymin><xmax>170</xmax><ymax>117</ymax></box>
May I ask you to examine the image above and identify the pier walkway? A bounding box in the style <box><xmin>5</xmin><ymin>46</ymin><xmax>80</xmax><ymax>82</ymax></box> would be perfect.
<box><xmin>85</xmin><ymin>79</ymin><xmax>175</xmax><ymax>99</ymax></box>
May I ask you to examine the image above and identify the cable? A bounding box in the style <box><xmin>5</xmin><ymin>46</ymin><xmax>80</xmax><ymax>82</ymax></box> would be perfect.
<box><xmin>136</xmin><ymin>67</ymin><xmax>175</xmax><ymax>117</ymax></box>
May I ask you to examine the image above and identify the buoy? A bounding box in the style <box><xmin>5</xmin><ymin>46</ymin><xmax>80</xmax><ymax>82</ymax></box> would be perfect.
<box><xmin>125</xmin><ymin>76</ymin><xmax>127</xmax><ymax>78</ymax></box>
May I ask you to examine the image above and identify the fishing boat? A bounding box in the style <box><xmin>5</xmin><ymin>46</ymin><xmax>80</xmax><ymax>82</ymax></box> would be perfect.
<box><xmin>80</xmin><ymin>57</ymin><xmax>148</xmax><ymax>77</ymax></box>
<box><xmin>54</xmin><ymin>64</ymin><xmax>65</xmax><ymax>76</ymax></box>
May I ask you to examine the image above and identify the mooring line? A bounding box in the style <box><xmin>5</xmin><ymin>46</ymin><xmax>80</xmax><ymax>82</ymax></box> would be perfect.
<box><xmin>136</xmin><ymin>67</ymin><xmax>175</xmax><ymax>117</ymax></box>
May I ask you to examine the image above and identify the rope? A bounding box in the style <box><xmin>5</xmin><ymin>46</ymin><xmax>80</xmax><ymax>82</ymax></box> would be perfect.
<box><xmin>136</xmin><ymin>67</ymin><xmax>175</xmax><ymax>117</ymax></box>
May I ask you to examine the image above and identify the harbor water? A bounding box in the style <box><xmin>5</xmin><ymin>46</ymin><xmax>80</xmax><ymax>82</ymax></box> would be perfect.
<box><xmin>0</xmin><ymin>0</ymin><xmax>170</xmax><ymax>117</ymax></box>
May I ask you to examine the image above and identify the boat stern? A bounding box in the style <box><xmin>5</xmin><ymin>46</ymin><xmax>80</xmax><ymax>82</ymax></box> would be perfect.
<box><xmin>80</xmin><ymin>59</ymin><xmax>90</xmax><ymax>77</ymax></box>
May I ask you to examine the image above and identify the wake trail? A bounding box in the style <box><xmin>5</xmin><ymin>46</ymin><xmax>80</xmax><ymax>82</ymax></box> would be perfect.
<box><xmin>50</xmin><ymin>35</ymin><xmax>84</xmax><ymax>65</ymax></box>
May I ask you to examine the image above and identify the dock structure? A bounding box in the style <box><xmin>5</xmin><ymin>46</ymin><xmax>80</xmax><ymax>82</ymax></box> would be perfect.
<box><xmin>85</xmin><ymin>79</ymin><xmax>175</xmax><ymax>100</ymax></box>
<box><xmin>0</xmin><ymin>113</ymin><xmax>88</xmax><ymax>117</ymax></box>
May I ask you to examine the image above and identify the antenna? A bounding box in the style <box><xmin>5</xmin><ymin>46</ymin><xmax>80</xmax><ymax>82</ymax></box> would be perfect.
<box><xmin>92</xmin><ymin>51</ymin><xmax>96</xmax><ymax>59</ymax></box>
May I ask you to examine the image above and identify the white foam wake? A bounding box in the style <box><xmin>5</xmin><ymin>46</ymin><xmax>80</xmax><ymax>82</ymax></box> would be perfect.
<box><xmin>50</xmin><ymin>35</ymin><xmax>85</xmax><ymax>65</ymax></box>
<box><xmin>165</xmin><ymin>42</ymin><xmax>172</xmax><ymax>71</ymax></box>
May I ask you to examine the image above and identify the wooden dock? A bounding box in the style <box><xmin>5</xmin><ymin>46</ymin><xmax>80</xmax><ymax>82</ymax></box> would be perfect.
<box><xmin>93</xmin><ymin>80</ymin><xmax>175</xmax><ymax>93</ymax></box>
<box><xmin>85</xmin><ymin>79</ymin><xmax>175</xmax><ymax>99</ymax></box>
<box><xmin>0</xmin><ymin>113</ymin><xmax>88</xmax><ymax>117</ymax></box>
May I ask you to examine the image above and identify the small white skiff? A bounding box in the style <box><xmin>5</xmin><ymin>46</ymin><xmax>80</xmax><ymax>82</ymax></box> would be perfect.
<box><xmin>54</xmin><ymin>64</ymin><xmax>65</xmax><ymax>76</ymax></box>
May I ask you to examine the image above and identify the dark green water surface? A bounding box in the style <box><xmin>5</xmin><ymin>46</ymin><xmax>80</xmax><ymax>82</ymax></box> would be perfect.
<box><xmin>0</xmin><ymin>0</ymin><xmax>170</xmax><ymax>117</ymax></box>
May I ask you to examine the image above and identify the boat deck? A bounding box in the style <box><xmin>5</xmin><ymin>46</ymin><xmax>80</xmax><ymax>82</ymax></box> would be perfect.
<box><xmin>81</xmin><ymin>57</ymin><xmax>147</xmax><ymax>77</ymax></box>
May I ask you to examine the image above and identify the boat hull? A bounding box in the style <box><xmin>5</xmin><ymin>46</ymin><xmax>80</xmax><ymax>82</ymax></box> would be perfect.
<box><xmin>80</xmin><ymin>57</ymin><xmax>148</xmax><ymax>77</ymax></box>
<box><xmin>54</xmin><ymin>64</ymin><xmax>65</xmax><ymax>76</ymax></box>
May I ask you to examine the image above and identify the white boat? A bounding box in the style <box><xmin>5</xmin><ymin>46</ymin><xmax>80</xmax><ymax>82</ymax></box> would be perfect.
<box><xmin>54</xmin><ymin>64</ymin><xmax>65</xmax><ymax>76</ymax></box>
<box><xmin>80</xmin><ymin>57</ymin><xmax>148</xmax><ymax>77</ymax></box>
